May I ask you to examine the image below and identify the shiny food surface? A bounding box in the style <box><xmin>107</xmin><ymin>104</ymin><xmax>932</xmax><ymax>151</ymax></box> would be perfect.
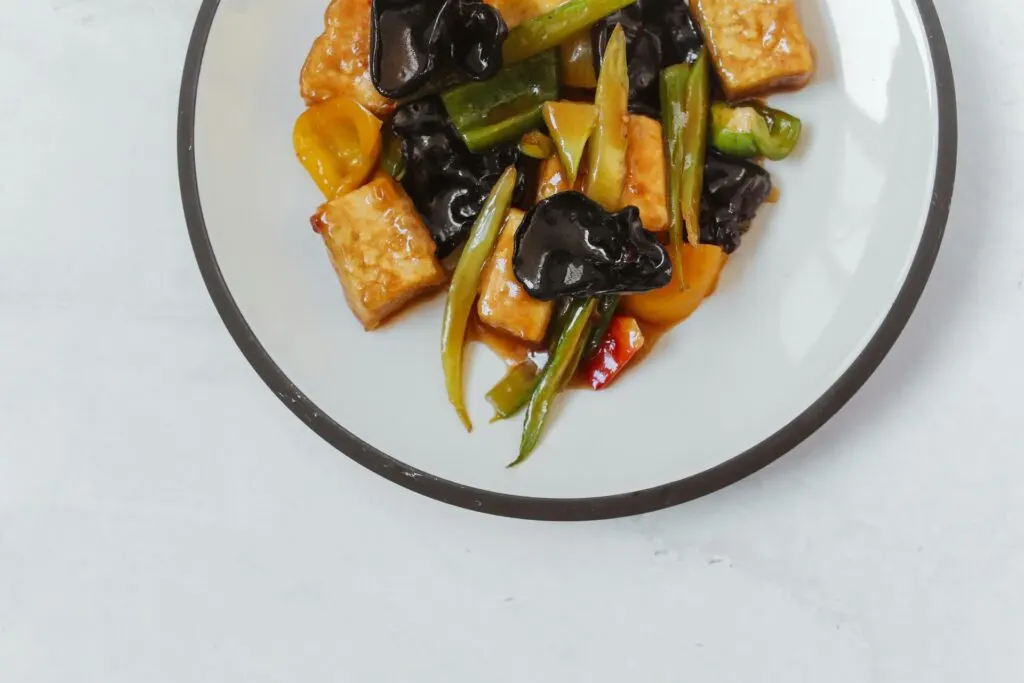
<box><xmin>513</xmin><ymin>191</ymin><xmax>672</xmax><ymax>300</ymax></box>
<box><xmin>300</xmin><ymin>0</ymin><xmax>395</xmax><ymax>116</ymax></box>
<box><xmin>690</xmin><ymin>0</ymin><xmax>814</xmax><ymax>100</ymax></box>
<box><xmin>315</xmin><ymin>176</ymin><xmax>447</xmax><ymax>330</ymax></box>
<box><xmin>477</xmin><ymin>209</ymin><xmax>555</xmax><ymax>343</ymax></box>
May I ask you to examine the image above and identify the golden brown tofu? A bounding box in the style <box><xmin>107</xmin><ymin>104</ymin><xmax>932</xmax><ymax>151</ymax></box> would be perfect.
<box><xmin>314</xmin><ymin>176</ymin><xmax>446</xmax><ymax>330</ymax></box>
<box><xmin>621</xmin><ymin>115</ymin><xmax>668</xmax><ymax>232</ymax></box>
<box><xmin>690</xmin><ymin>0</ymin><xmax>814</xmax><ymax>100</ymax></box>
<box><xmin>477</xmin><ymin>209</ymin><xmax>553</xmax><ymax>344</ymax></box>
<box><xmin>300</xmin><ymin>0</ymin><xmax>395</xmax><ymax>117</ymax></box>
<box><xmin>483</xmin><ymin>0</ymin><xmax>567</xmax><ymax>27</ymax></box>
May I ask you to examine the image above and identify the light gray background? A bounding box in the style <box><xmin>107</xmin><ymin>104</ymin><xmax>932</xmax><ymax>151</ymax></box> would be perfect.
<box><xmin>1</xmin><ymin>0</ymin><xmax>1019</xmax><ymax>680</ymax></box>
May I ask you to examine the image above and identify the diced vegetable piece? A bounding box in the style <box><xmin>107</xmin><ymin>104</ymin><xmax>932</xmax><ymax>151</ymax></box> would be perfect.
<box><xmin>442</xmin><ymin>51</ymin><xmax>559</xmax><ymax>153</ymax></box>
<box><xmin>442</xmin><ymin>167</ymin><xmax>518</xmax><ymax>431</ymax></box>
<box><xmin>710</xmin><ymin>101</ymin><xmax>802</xmax><ymax>161</ymax></box>
<box><xmin>511</xmin><ymin>297</ymin><xmax>597</xmax><ymax>466</ymax></box>
<box><xmin>680</xmin><ymin>48</ymin><xmax>710</xmax><ymax>247</ymax></box>
<box><xmin>689</xmin><ymin>0</ymin><xmax>814</xmax><ymax>100</ymax></box>
<box><xmin>502</xmin><ymin>0</ymin><xmax>636</xmax><ymax>64</ymax></box>
<box><xmin>710</xmin><ymin>103</ymin><xmax>759</xmax><ymax>158</ymax></box>
<box><xmin>535</xmin><ymin>155</ymin><xmax>573</xmax><ymax>202</ymax></box>
<box><xmin>560</xmin><ymin>30</ymin><xmax>598</xmax><ymax>88</ymax></box>
<box><xmin>312</xmin><ymin>175</ymin><xmax>446</xmax><ymax>330</ymax></box>
<box><xmin>486</xmin><ymin>361</ymin><xmax>541</xmax><ymax>422</ymax></box>
<box><xmin>583</xmin><ymin>294</ymin><xmax>620</xmax><ymax>358</ymax></box>
<box><xmin>293</xmin><ymin>98</ymin><xmax>383</xmax><ymax>198</ymax></box>
<box><xmin>519</xmin><ymin>131</ymin><xmax>556</xmax><ymax>160</ymax></box>
<box><xmin>478</xmin><ymin>209</ymin><xmax>555</xmax><ymax>343</ymax></box>
<box><xmin>542</xmin><ymin>101</ymin><xmax>598</xmax><ymax>187</ymax></box>
<box><xmin>579</xmin><ymin>316</ymin><xmax>645</xmax><ymax>389</ymax></box>
<box><xmin>584</xmin><ymin>24</ymin><xmax>629</xmax><ymax>211</ymax></box>
<box><xmin>620</xmin><ymin>243</ymin><xmax>727</xmax><ymax>325</ymax></box>
<box><xmin>300</xmin><ymin>0</ymin><xmax>395</xmax><ymax>116</ymax></box>
<box><xmin>621</xmin><ymin>115</ymin><xmax>668</xmax><ymax>232</ymax></box>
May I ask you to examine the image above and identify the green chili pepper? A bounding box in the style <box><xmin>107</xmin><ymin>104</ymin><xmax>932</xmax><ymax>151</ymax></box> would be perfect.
<box><xmin>710</xmin><ymin>101</ymin><xmax>802</xmax><ymax>161</ymax></box>
<box><xmin>511</xmin><ymin>297</ymin><xmax>597</xmax><ymax>466</ymax></box>
<box><xmin>584</xmin><ymin>295</ymin><xmax>619</xmax><ymax>359</ymax></box>
<box><xmin>680</xmin><ymin>48</ymin><xmax>710</xmax><ymax>248</ymax></box>
<box><xmin>519</xmin><ymin>131</ymin><xmax>556</xmax><ymax>160</ymax></box>
<box><xmin>441</xmin><ymin>166</ymin><xmax>518</xmax><ymax>431</ymax></box>
<box><xmin>502</xmin><ymin>0</ymin><xmax>636</xmax><ymax>65</ymax></box>
<box><xmin>585</xmin><ymin>24</ymin><xmax>629</xmax><ymax>211</ymax></box>
<box><xmin>487</xmin><ymin>361</ymin><xmax>541</xmax><ymax>422</ymax></box>
<box><xmin>660</xmin><ymin>63</ymin><xmax>689</xmax><ymax>281</ymax></box>
<box><xmin>442</xmin><ymin>51</ymin><xmax>559</xmax><ymax>153</ymax></box>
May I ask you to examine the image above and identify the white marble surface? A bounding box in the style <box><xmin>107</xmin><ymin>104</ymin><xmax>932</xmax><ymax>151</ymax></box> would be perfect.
<box><xmin>0</xmin><ymin>0</ymin><xmax>1021</xmax><ymax>680</ymax></box>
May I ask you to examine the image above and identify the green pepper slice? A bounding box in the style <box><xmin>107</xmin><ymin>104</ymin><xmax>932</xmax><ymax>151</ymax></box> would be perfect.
<box><xmin>680</xmin><ymin>48</ymin><xmax>710</xmax><ymax>248</ymax></box>
<box><xmin>511</xmin><ymin>297</ymin><xmax>597</xmax><ymax>466</ymax></box>
<box><xmin>502</xmin><ymin>0</ymin><xmax>636</xmax><ymax>65</ymax></box>
<box><xmin>442</xmin><ymin>51</ymin><xmax>559</xmax><ymax>153</ymax></box>
<box><xmin>486</xmin><ymin>361</ymin><xmax>541</xmax><ymax>422</ymax></box>
<box><xmin>441</xmin><ymin>166</ymin><xmax>518</xmax><ymax>431</ymax></box>
<box><xmin>710</xmin><ymin>101</ymin><xmax>802</xmax><ymax>161</ymax></box>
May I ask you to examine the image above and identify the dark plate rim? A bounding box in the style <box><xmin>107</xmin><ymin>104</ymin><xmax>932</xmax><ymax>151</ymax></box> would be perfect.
<box><xmin>177</xmin><ymin>0</ymin><xmax>957</xmax><ymax>521</ymax></box>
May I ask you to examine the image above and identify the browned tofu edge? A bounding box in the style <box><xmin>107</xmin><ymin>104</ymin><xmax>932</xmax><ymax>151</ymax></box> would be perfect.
<box><xmin>313</xmin><ymin>176</ymin><xmax>446</xmax><ymax>330</ymax></box>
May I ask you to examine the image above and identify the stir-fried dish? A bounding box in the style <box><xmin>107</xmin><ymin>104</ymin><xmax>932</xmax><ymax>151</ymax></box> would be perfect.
<box><xmin>296</xmin><ymin>0</ymin><xmax>815</xmax><ymax>465</ymax></box>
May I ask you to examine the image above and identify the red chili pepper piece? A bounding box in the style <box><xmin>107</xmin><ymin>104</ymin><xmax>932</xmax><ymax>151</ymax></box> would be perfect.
<box><xmin>580</xmin><ymin>316</ymin><xmax>645</xmax><ymax>390</ymax></box>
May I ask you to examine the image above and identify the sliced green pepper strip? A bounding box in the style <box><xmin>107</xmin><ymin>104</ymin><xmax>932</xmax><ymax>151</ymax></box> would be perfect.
<box><xmin>710</xmin><ymin>101</ymin><xmax>802</xmax><ymax>160</ymax></box>
<box><xmin>487</xmin><ymin>361</ymin><xmax>541</xmax><ymax>422</ymax></box>
<box><xmin>660</xmin><ymin>63</ymin><xmax>690</xmax><ymax>282</ymax></box>
<box><xmin>511</xmin><ymin>297</ymin><xmax>597</xmax><ymax>466</ymax></box>
<box><xmin>502</xmin><ymin>0</ymin><xmax>636</xmax><ymax>65</ymax></box>
<box><xmin>585</xmin><ymin>23</ymin><xmax>629</xmax><ymax>211</ymax></box>
<box><xmin>583</xmin><ymin>294</ymin><xmax>619</xmax><ymax>359</ymax></box>
<box><xmin>441</xmin><ymin>166</ymin><xmax>518</xmax><ymax>431</ymax></box>
<box><xmin>752</xmin><ymin>102</ymin><xmax>802</xmax><ymax>161</ymax></box>
<box><xmin>442</xmin><ymin>51</ymin><xmax>559</xmax><ymax>153</ymax></box>
<box><xmin>680</xmin><ymin>48</ymin><xmax>710</xmax><ymax>248</ymax></box>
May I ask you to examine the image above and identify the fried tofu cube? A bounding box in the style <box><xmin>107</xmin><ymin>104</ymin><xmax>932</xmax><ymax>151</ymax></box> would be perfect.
<box><xmin>478</xmin><ymin>209</ymin><xmax>554</xmax><ymax>343</ymax></box>
<box><xmin>300</xmin><ymin>0</ymin><xmax>395</xmax><ymax>117</ymax></box>
<box><xmin>314</xmin><ymin>176</ymin><xmax>446</xmax><ymax>330</ymax></box>
<box><xmin>621</xmin><ymin>115</ymin><xmax>669</xmax><ymax>232</ymax></box>
<box><xmin>689</xmin><ymin>0</ymin><xmax>814</xmax><ymax>100</ymax></box>
<box><xmin>483</xmin><ymin>0</ymin><xmax>567</xmax><ymax>27</ymax></box>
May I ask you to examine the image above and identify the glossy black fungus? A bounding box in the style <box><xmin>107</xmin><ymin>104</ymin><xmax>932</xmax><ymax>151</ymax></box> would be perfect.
<box><xmin>513</xmin><ymin>192</ymin><xmax>672</xmax><ymax>300</ymax></box>
<box><xmin>592</xmin><ymin>0</ymin><xmax>704</xmax><ymax>118</ymax></box>
<box><xmin>370</xmin><ymin>0</ymin><xmax>507</xmax><ymax>99</ymax></box>
<box><xmin>391</xmin><ymin>98</ymin><xmax>530</xmax><ymax>257</ymax></box>
<box><xmin>699</xmin><ymin>150</ymin><xmax>773</xmax><ymax>253</ymax></box>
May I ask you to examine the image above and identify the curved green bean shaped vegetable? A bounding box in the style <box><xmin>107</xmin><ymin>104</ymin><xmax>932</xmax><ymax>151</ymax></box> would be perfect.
<box><xmin>442</xmin><ymin>166</ymin><xmax>518</xmax><ymax>431</ymax></box>
<box><xmin>512</xmin><ymin>297</ymin><xmax>597</xmax><ymax>466</ymax></box>
<box><xmin>680</xmin><ymin>48</ymin><xmax>710</xmax><ymax>247</ymax></box>
<box><xmin>660</xmin><ymin>63</ymin><xmax>690</xmax><ymax>280</ymax></box>
<box><xmin>710</xmin><ymin>101</ymin><xmax>802</xmax><ymax>161</ymax></box>
<box><xmin>585</xmin><ymin>23</ymin><xmax>629</xmax><ymax>211</ymax></box>
<box><xmin>503</xmin><ymin>0</ymin><xmax>636</xmax><ymax>65</ymax></box>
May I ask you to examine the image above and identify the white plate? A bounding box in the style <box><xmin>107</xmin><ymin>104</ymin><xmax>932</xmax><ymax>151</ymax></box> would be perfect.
<box><xmin>178</xmin><ymin>0</ymin><xmax>956</xmax><ymax>519</ymax></box>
